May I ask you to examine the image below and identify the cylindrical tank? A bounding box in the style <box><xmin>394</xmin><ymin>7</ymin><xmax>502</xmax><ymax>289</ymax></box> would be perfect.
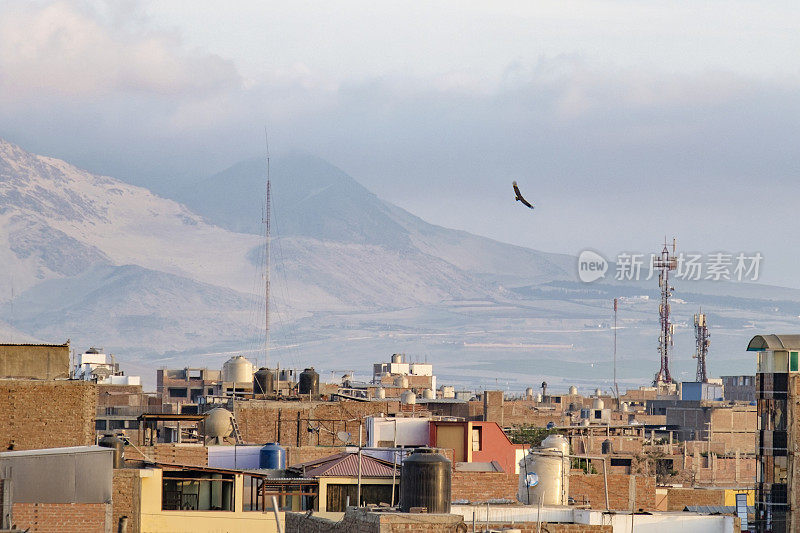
<box><xmin>535</xmin><ymin>393</ymin><xmax>543</xmax><ymax>402</ymax></box>
<box><xmin>401</xmin><ymin>390</ymin><xmax>417</xmax><ymax>405</ymax></box>
<box><xmin>391</xmin><ymin>353</ymin><xmax>405</xmax><ymax>364</ymax></box>
<box><xmin>222</xmin><ymin>355</ymin><xmax>254</xmax><ymax>383</ymax></box>
<box><xmin>602</xmin><ymin>439</ymin><xmax>613</xmax><ymax>455</ymax></box>
<box><xmin>259</xmin><ymin>442</ymin><xmax>287</xmax><ymax>469</ymax></box>
<box><xmin>204</xmin><ymin>408</ymin><xmax>234</xmax><ymax>442</ymax></box>
<box><xmin>422</xmin><ymin>388</ymin><xmax>435</xmax><ymax>399</ymax></box>
<box><xmin>98</xmin><ymin>434</ymin><xmax>125</xmax><ymax>468</ymax></box>
<box><xmin>400</xmin><ymin>448</ymin><xmax>451</xmax><ymax>513</ymax></box>
<box><xmin>592</xmin><ymin>398</ymin><xmax>605</xmax><ymax>410</ymax></box>
<box><xmin>394</xmin><ymin>375</ymin><xmax>409</xmax><ymax>388</ymax></box>
<box><xmin>594</xmin><ymin>388</ymin><xmax>602</xmax><ymax>397</ymax></box>
<box><xmin>518</xmin><ymin>435</ymin><xmax>570</xmax><ymax>505</ymax></box>
<box><xmin>299</xmin><ymin>367</ymin><xmax>319</xmax><ymax>396</ymax></box>
<box><xmin>253</xmin><ymin>367</ymin><xmax>274</xmax><ymax>395</ymax></box>
<box><xmin>525</xmin><ymin>387</ymin><xmax>534</xmax><ymax>399</ymax></box>
<box><xmin>568</xmin><ymin>386</ymin><xmax>578</xmax><ymax>396</ymax></box>
<box><xmin>621</xmin><ymin>402</ymin><xmax>629</xmax><ymax>413</ymax></box>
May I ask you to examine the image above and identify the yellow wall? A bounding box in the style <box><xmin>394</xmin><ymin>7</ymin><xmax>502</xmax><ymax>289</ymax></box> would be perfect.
<box><xmin>436</xmin><ymin>424</ymin><xmax>467</xmax><ymax>462</ymax></box>
<box><xmin>317</xmin><ymin>476</ymin><xmax>400</xmax><ymax>512</ymax></box>
<box><xmin>138</xmin><ymin>469</ymin><xmax>280</xmax><ymax>533</ymax></box>
<box><xmin>723</xmin><ymin>489</ymin><xmax>754</xmax><ymax>507</ymax></box>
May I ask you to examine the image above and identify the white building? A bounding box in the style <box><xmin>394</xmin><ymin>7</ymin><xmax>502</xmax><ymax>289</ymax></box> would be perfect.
<box><xmin>72</xmin><ymin>347</ymin><xmax>141</xmax><ymax>385</ymax></box>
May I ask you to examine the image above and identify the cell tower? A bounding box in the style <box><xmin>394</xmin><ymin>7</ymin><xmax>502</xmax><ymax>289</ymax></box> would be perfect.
<box><xmin>653</xmin><ymin>237</ymin><xmax>678</xmax><ymax>385</ymax></box>
<box><xmin>263</xmin><ymin>131</ymin><xmax>272</xmax><ymax>369</ymax></box>
<box><xmin>693</xmin><ymin>311</ymin><xmax>710</xmax><ymax>383</ymax></box>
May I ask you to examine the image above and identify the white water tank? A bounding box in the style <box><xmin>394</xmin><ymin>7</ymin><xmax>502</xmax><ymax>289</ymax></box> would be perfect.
<box><xmin>401</xmin><ymin>390</ymin><xmax>416</xmax><ymax>405</ymax></box>
<box><xmin>536</xmin><ymin>393</ymin><xmax>543</xmax><ymax>402</ymax></box>
<box><xmin>568</xmin><ymin>386</ymin><xmax>578</xmax><ymax>396</ymax></box>
<box><xmin>525</xmin><ymin>387</ymin><xmax>534</xmax><ymax>399</ymax></box>
<box><xmin>594</xmin><ymin>388</ymin><xmax>602</xmax><ymax>397</ymax></box>
<box><xmin>376</xmin><ymin>387</ymin><xmax>386</xmax><ymax>399</ymax></box>
<box><xmin>204</xmin><ymin>408</ymin><xmax>234</xmax><ymax>444</ymax></box>
<box><xmin>394</xmin><ymin>375</ymin><xmax>409</xmax><ymax>388</ymax></box>
<box><xmin>422</xmin><ymin>388</ymin><xmax>435</xmax><ymax>399</ymax></box>
<box><xmin>222</xmin><ymin>355</ymin><xmax>253</xmax><ymax>383</ymax></box>
<box><xmin>518</xmin><ymin>435</ymin><xmax>570</xmax><ymax>505</ymax></box>
<box><xmin>592</xmin><ymin>398</ymin><xmax>605</xmax><ymax>410</ymax></box>
<box><xmin>621</xmin><ymin>402</ymin><xmax>629</xmax><ymax>412</ymax></box>
<box><xmin>392</xmin><ymin>353</ymin><xmax>405</xmax><ymax>364</ymax></box>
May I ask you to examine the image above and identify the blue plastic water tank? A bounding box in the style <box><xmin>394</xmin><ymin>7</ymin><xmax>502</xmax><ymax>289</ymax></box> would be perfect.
<box><xmin>259</xmin><ymin>442</ymin><xmax>287</xmax><ymax>469</ymax></box>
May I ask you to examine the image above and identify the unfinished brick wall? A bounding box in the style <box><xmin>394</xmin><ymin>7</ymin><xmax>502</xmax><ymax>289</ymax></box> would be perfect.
<box><xmin>113</xmin><ymin>469</ymin><xmax>141</xmax><ymax>533</ymax></box>
<box><xmin>0</xmin><ymin>379</ymin><xmax>96</xmax><ymax>450</ymax></box>
<box><xmin>480</xmin><ymin>524</ymin><xmax>611</xmax><ymax>533</ymax></box>
<box><xmin>286</xmin><ymin>508</ymin><xmax>465</xmax><ymax>532</ymax></box>
<box><xmin>666</xmin><ymin>487</ymin><xmax>725</xmax><ymax>511</ymax></box>
<box><xmin>234</xmin><ymin>399</ymin><xmax>399</xmax><ymax>446</ymax></box>
<box><xmin>287</xmin><ymin>445</ymin><xmax>347</xmax><ymax>466</ymax></box>
<box><xmin>126</xmin><ymin>443</ymin><xmax>208</xmax><ymax>466</ymax></box>
<box><xmin>98</xmin><ymin>384</ymin><xmax>145</xmax><ymax>407</ymax></box>
<box><xmin>451</xmin><ymin>471</ymin><xmax>518</xmax><ymax>502</ymax></box>
<box><xmin>11</xmin><ymin>502</ymin><xmax>108</xmax><ymax>532</ymax></box>
<box><xmin>569</xmin><ymin>473</ymin><xmax>656</xmax><ymax>511</ymax></box>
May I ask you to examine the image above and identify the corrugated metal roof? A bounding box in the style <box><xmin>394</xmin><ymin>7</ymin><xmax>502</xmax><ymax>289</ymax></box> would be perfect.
<box><xmin>294</xmin><ymin>452</ymin><xmax>398</xmax><ymax>478</ymax></box>
<box><xmin>684</xmin><ymin>505</ymin><xmax>754</xmax><ymax>515</ymax></box>
<box><xmin>747</xmin><ymin>334</ymin><xmax>800</xmax><ymax>351</ymax></box>
<box><xmin>0</xmin><ymin>445</ymin><xmax>110</xmax><ymax>458</ymax></box>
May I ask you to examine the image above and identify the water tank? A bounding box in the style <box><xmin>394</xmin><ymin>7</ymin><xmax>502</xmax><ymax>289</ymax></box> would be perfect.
<box><xmin>259</xmin><ymin>442</ymin><xmax>287</xmax><ymax>469</ymax></box>
<box><xmin>518</xmin><ymin>435</ymin><xmax>570</xmax><ymax>505</ymax></box>
<box><xmin>222</xmin><ymin>355</ymin><xmax>253</xmax><ymax>383</ymax></box>
<box><xmin>422</xmin><ymin>388</ymin><xmax>435</xmax><ymax>399</ymax></box>
<box><xmin>253</xmin><ymin>367</ymin><xmax>274</xmax><ymax>395</ymax></box>
<box><xmin>392</xmin><ymin>353</ymin><xmax>405</xmax><ymax>364</ymax></box>
<box><xmin>525</xmin><ymin>387</ymin><xmax>534</xmax><ymax>399</ymax></box>
<box><xmin>535</xmin><ymin>393</ymin><xmax>543</xmax><ymax>402</ymax></box>
<box><xmin>594</xmin><ymin>388</ymin><xmax>602</xmax><ymax>397</ymax></box>
<box><xmin>441</xmin><ymin>386</ymin><xmax>455</xmax><ymax>399</ymax></box>
<box><xmin>376</xmin><ymin>387</ymin><xmax>386</xmax><ymax>399</ymax></box>
<box><xmin>602</xmin><ymin>439</ymin><xmax>613</xmax><ymax>454</ymax></box>
<box><xmin>621</xmin><ymin>402</ymin><xmax>629</xmax><ymax>413</ymax></box>
<box><xmin>394</xmin><ymin>375</ymin><xmax>409</xmax><ymax>388</ymax></box>
<box><xmin>568</xmin><ymin>386</ymin><xmax>578</xmax><ymax>396</ymax></box>
<box><xmin>400</xmin><ymin>448</ymin><xmax>451</xmax><ymax>513</ymax></box>
<box><xmin>98</xmin><ymin>434</ymin><xmax>124</xmax><ymax>468</ymax></box>
<box><xmin>204</xmin><ymin>408</ymin><xmax>234</xmax><ymax>443</ymax></box>
<box><xmin>401</xmin><ymin>390</ymin><xmax>417</xmax><ymax>405</ymax></box>
<box><xmin>592</xmin><ymin>398</ymin><xmax>605</xmax><ymax>410</ymax></box>
<box><xmin>299</xmin><ymin>367</ymin><xmax>319</xmax><ymax>396</ymax></box>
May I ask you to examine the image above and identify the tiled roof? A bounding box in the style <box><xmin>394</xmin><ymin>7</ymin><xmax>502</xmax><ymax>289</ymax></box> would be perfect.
<box><xmin>292</xmin><ymin>452</ymin><xmax>399</xmax><ymax>478</ymax></box>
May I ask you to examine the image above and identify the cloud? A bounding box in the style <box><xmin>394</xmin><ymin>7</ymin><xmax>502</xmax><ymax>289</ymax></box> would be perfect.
<box><xmin>0</xmin><ymin>1</ymin><xmax>240</xmax><ymax>99</ymax></box>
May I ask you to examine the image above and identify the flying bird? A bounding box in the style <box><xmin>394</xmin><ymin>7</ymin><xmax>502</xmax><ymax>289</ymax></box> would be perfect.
<box><xmin>512</xmin><ymin>181</ymin><xmax>534</xmax><ymax>209</ymax></box>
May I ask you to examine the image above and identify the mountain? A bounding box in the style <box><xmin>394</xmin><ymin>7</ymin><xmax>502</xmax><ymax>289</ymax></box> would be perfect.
<box><xmin>0</xmin><ymin>139</ymin><xmax>782</xmax><ymax>389</ymax></box>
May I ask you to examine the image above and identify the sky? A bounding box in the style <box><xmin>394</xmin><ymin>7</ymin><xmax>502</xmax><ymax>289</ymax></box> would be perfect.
<box><xmin>1</xmin><ymin>1</ymin><xmax>799</xmax><ymax>286</ymax></box>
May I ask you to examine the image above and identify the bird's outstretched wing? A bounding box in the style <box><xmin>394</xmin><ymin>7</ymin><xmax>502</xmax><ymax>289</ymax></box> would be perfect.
<box><xmin>512</xmin><ymin>181</ymin><xmax>534</xmax><ymax>209</ymax></box>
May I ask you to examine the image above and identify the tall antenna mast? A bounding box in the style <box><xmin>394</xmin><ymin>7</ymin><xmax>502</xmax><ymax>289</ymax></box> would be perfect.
<box><xmin>613</xmin><ymin>298</ymin><xmax>619</xmax><ymax>399</ymax></box>
<box><xmin>653</xmin><ymin>237</ymin><xmax>677</xmax><ymax>385</ymax></box>
<box><xmin>263</xmin><ymin>129</ymin><xmax>272</xmax><ymax>369</ymax></box>
<box><xmin>694</xmin><ymin>310</ymin><xmax>710</xmax><ymax>383</ymax></box>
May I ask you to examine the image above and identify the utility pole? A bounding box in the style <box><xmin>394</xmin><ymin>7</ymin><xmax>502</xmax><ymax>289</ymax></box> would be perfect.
<box><xmin>613</xmin><ymin>298</ymin><xmax>619</xmax><ymax>399</ymax></box>
<box><xmin>694</xmin><ymin>310</ymin><xmax>710</xmax><ymax>383</ymax></box>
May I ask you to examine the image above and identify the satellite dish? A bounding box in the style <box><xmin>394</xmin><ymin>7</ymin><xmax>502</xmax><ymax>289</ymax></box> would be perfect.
<box><xmin>337</xmin><ymin>431</ymin><xmax>351</xmax><ymax>444</ymax></box>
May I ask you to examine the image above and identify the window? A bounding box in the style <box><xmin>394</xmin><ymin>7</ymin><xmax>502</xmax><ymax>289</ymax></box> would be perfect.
<box><xmin>162</xmin><ymin>472</ymin><xmax>234</xmax><ymax>511</ymax></box>
<box><xmin>791</xmin><ymin>352</ymin><xmax>798</xmax><ymax>372</ymax></box>
<box><xmin>169</xmin><ymin>387</ymin><xmax>188</xmax><ymax>398</ymax></box>
<box><xmin>95</xmin><ymin>420</ymin><xmax>107</xmax><ymax>431</ymax></box>
<box><xmin>471</xmin><ymin>427</ymin><xmax>481</xmax><ymax>451</ymax></box>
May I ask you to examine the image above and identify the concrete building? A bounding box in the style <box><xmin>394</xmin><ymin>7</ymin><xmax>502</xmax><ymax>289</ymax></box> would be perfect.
<box><xmin>722</xmin><ymin>375</ymin><xmax>756</xmax><ymax>402</ymax></box>
<box><xmin>157</xmin><ymin>367</ymin><xmax>222</xmax><ymax>406</ymax></box>
<box><xmin>73</xmin><ymin>347</ymin><xmax>141</xmax><ymax>385</ymax></box>
<box><xmin>748</xmin><ymin>334</ymin><xmax>799</xmax><ymax>533</ymax></box>
<box><xmin>0</xmin><ymin>342</ymin><xmax>70</xmax><ymax>380</ymax></box>
<box><xmin>372</xmin><ymin>353</ymin><xmax>436</xmax><ymax>391</ymax></box>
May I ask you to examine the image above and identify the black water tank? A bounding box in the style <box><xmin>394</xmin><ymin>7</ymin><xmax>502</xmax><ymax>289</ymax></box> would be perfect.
<box><xmin>253</xmin><ymin>367</ymin><xmax>274</xmax><ymax>395</ymax></box>
<box><xmin>98</xmin><ymin>434</ymin><xmax>125</xmax><ymax>468</ymax></box>
<box><xmin>602</xmin><ymin>439</ymin><xmax>613</xmax><ymax>454</ymax></box>
<box><xmin>400</xmin><ymin>448</ymin><xmax>451</xmax><ymax>513</ymax></box>
<box><xmin>299</xmin><ymin>367</ymin><xmax>319</xmax><ymax>396</ymax></box>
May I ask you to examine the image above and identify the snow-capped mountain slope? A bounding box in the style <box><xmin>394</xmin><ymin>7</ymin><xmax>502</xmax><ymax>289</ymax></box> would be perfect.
<box><xmin>0</xmin><ymin>139</ymin><xmax>260</xmax><ymax>298</ymax></box>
